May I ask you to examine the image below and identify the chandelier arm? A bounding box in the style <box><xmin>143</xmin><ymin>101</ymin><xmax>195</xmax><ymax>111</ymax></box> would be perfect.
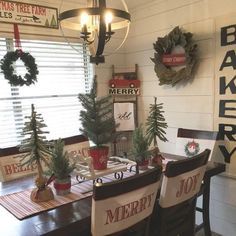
<box><xmin>59</xmin><ymin>9</ymin><xmax>130</xmax><ymax>25</ymax></box>
<box><xmin>95</xmin><ymin>0</ymin><xmax>106</xmax><ymax>58</ymax></box>
<box><xmin>59</xmin><ymin>0</ymin><xmax>131</xmax><ymax>64</ymax></box>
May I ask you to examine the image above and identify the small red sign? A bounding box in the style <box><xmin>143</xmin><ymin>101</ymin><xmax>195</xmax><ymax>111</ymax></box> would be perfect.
<box><xmin>109</xmin><ymin>79</ymin><xmax>140</xmax><ymax>88</ymax></box>
<box><xmin>162</xmin><ymin>53</ymin><xmax>186</xmax><ymax>66</ymax></box>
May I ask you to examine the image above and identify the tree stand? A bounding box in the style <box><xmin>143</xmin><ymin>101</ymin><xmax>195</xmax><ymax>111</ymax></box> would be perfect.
<box><xmin>30</xmin><ymin>186</ymin><xmax>54</xmax><ymax>203</ymax></box>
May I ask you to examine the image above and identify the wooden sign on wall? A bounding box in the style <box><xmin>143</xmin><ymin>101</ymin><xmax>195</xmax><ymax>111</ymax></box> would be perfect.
<box><xmin>214</xmin><ymin>14</ymin><xmax>236</xmax><ymax>177</ymax></box>
<box><xmin>0</xmin><ymin>0</ymin><xmax>58</xmax><ymax>28</ymax></box>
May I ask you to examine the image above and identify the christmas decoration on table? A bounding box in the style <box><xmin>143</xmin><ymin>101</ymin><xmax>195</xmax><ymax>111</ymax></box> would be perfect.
<box><xmin>18</xmin><ymin>104</ymin><xmax>54</xmax><ymax>202</ymax></box>
<box><xmin>131</xmin><ymin>125</ymin><xmax>151</xmax><ymax>173</ymax></box>
<box><xmin>151</xmin><ymin>26</ymin><xmax>198</xmax><ymax>86</ymax></box>
<box><xmin>0</xmin><ymin>49</ymin><xmax>39</xmax><ymax>86</ymax></box>
<box><xmin>48</xmin><ymin>139</ymin><xmax>75</xmax><ymax>196</ymax></box>
<box><xmin>78</xmin><ymin>75</ymin><xmax>118</xmax><ymax>170</ymax></box>
<box><xmin>145</xmin><ymin>97</ymin><xmax>168</xmax><ymax>167</ymax></box>
<box><xmin>184</xmin><ymin>140</ymin><xmax>200</xmax><ymax>157</ymax></box>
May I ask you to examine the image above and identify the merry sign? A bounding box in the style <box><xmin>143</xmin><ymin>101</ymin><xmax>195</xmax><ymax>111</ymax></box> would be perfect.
<box><xmin>105</xmin><ymin>192</ymin><xmax>154</xmax><ymax>225</ymax></box>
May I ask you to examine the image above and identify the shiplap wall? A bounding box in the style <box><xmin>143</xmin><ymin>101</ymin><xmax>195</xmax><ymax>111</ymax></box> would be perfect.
<box><xmin>0</xmin><ymin>0</ymin><xmax>236</xmax><ymax>234</ymax></box>
<box><xmin>109</xmin><ymin>0</ymin><xmax>235</xmax><ymax>235</ymax></box>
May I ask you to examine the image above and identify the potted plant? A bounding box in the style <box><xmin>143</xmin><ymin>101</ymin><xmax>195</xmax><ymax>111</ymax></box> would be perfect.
<box><xmin>78</xmin><ymin>76</ymin><xmax>117</xmax><ymax>170</ymax></box>
<box><xmin>49</xmin><ymin>139</ymin><xmax>75</xmax><ymax>195</ymax></box>
<box><xmin>18</xmin><ymin>104</ymin><xmax>54</xmax><ymax>202</ymax></box>
<box><xmin>131</xmin><ymin>125</ymin><xmax>151</xmax><ymax>173</ymax></box>
<box><xmin>146</xmin><ymin>97</ymin><xmax>168</xmax><ymax>167</ymax></box>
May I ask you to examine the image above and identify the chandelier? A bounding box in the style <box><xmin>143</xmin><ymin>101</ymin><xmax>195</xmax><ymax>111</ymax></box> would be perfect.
<box><xmin>59</xmin><ymin>0</ymin><xmax>131</xmax><ymax>64</ymax></box>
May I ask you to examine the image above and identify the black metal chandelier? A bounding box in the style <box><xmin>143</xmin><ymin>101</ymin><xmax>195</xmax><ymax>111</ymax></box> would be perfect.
<box><xmin>59</xmin><ymin>0</ymin><xmax>131</xmax><ymax>64</ymax></box>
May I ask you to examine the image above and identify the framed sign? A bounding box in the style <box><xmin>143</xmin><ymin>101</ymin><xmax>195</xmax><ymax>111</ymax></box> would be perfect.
<box><xmin>114</xmin><ymin>102</ymin><xmax>136</xmax><ymax>131</ymax></box>
<box><xmin>0</xmin><ymin>0</ymin><xmax>58</xmax><ymax>28</ymax></box>
<box><xmin>214</xmin><ymin>14</ymin><xmax>236</xmax><ymax>177</ymax></box>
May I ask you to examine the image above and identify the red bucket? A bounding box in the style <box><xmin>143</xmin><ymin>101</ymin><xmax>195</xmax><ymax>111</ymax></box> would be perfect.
<box><xmin>89</xmin><ymin>147</ymin><xmax>109</xmax><ymax>170</ymax></box>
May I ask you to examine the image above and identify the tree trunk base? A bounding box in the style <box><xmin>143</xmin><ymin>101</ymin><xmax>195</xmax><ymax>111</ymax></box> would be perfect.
<box><xmin>30</xmin><ymin>186</ymin><xmax>54</xmax><ymax>202</ymax></box>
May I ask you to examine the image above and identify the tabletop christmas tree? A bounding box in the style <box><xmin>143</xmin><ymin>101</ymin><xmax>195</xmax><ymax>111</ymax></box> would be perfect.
<box><xmin>145</xmin><ymin>97</ymin><xmax>168</xmax><ymax>166</ymax></box>
<box><xmin>19</xmin><ymin>104</ymin><xmax>54</xmax><ymax>202</ymax></box>
<box><xmin>131</xmin><ymin>125</ymin><xmax>151</xmax><ymax>173</ymax></box>
<box><xmin>78</xmin><ymin>76</ymin><xmax>117</xmax><ymax>170</ymax></box>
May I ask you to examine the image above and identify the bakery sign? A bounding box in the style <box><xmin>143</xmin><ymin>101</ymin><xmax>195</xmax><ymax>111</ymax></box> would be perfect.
<box><xmin>0</xmin><ymin>0</ymin><xmax>58</xmax><ymax>28</ymax></box>
<box><xmin>214</xmin><ymin>14</ymin><xmax>236</xmax><ymax>177</ymax></box>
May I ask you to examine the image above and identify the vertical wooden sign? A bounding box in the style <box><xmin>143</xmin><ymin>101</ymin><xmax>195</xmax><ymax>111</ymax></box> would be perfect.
<box><xmin>215</xmin><ymin>15</ymin><xmax>236</xmax><ymax>177</ymax></box>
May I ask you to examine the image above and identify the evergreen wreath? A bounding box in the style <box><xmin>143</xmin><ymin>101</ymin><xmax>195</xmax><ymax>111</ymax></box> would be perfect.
<box><xmin>184</xmin><ymin>140</ymin><xmax>200</xmax><ymax>157</ymax></box>
<box><xmin>151</xmin><ymin>26</ymin><xmax>198</xmax><ymax>86</ymax></box>
<box><xmin>0</xmin><ymin>49</ymin><xmax>39</xmax><ymax>86</ymax></box>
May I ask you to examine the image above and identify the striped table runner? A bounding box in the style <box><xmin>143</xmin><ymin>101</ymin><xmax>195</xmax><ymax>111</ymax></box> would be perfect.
<box><xmin>0</xmin><ymin>171</ymin><xmax>135</xmax><ymax>220</ymax></box>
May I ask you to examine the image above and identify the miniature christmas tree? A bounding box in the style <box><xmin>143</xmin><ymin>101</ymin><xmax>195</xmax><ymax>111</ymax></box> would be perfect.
<box><xmin>78</xmin><ymin>76</ymin><xmax>117</xmax><ymax>170</ymax></box>
<box><xmin>19</xmin><ymin>104</ymin><xmax>54</xmax><ymax>202</ymax></box>
<box><xmin>49</xmin><ymin>139</ymin><xmax>75</xmax><ymax>181</ymax></box>
<box><xmin>78</xmin><ymin>76</ymin><xmax>117</xmax><ymax>147</ymax></box>
<box><xmin>145</xmin><ymin>97</ymin><xmax>168</xmax><ymax>166</ymax></box>
<box><xmin>131</xmin><ymin>125</ymin><xmax>150</xmax><ymax>173</ymax></box>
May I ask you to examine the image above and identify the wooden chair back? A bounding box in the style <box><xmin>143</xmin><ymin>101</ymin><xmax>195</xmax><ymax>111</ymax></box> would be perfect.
<box><xmin>91</xmin><ymin>167</ymin><xmax>162</xmax><ymax>236</ymax></box>
<box><xmin>0</xmin><ymin>135</ymin><xmax>89</xmax><ymax>182</ymax></box>
<box><xmin>152</xmin><ymin>149</ymin><xmax>210</xmax><ymax>236</ymax></box>
<box><xmin>176</xmin><ymin>128</ymin><xmax>221</xmax><ymax>162</ymax></box>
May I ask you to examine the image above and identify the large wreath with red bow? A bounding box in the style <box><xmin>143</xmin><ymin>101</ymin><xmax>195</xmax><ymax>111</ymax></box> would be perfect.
<box><xmin>151</xmin><ymin>26</ymin><xmax>198</xmax><ymax>87</ymax></box>
<box><xmin>1</xmin><ymin>49</ymin><xmax>38</xmax><ymax>86</ymax></box>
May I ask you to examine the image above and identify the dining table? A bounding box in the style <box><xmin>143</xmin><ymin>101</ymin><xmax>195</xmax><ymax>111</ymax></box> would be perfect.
<box><xmin>0</xmin><ymin>153</ymin><xmax>226</xmax><ymax>236</ymax></box>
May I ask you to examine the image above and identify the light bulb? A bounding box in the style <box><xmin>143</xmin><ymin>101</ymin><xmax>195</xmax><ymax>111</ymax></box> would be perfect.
<box><xmin>80</xmin><ymin>12</ymin><xmax>89</xmax><ymax>26</ymax></box>
<box><xmin>105</xmin><ymin>11</ymin><xmax>113</xmax><ymax>24</ymax></box>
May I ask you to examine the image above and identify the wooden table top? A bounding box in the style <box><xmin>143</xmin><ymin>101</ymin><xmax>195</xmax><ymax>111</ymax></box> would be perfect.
<box><xmin>0</xmin><ymin>154</ymin><xmax>226</xmax><ymax>236</ymax></box>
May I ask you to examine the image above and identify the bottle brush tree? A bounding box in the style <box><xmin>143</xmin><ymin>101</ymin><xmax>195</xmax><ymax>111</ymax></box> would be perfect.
<box><xmin>145</xmin><ymin>97</ymin><xmax>168</xmax><ymax>165</ymax></box>
<box><xmin>18</xmin><ymin>104</ymin><xmax>54</xmax><ymax>202</ymax></box>
<box><xmin>78</xmin><ymin>76</ymin><xmax>117</xmax><ymax>147</ymax></box>
<box><xmin>49</xmin><ymin>139</ymin><xmax>75</xmax><ymax>180</ymax></box>
<box><xmin>132</xmin><ymin>125</ymin><xmax>150</xmax><ymax>173</ymax></box>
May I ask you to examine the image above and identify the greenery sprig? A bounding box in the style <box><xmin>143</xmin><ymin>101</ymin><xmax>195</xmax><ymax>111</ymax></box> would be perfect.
<box><xmin>1</xmin><ymin>49</ymin><xmax>38</xmax><ymax>86</ymax></box>
<box><xmin>151</xmin><ymin>26</ymin><xmax>198</xmax><ymax>86</ymax></box>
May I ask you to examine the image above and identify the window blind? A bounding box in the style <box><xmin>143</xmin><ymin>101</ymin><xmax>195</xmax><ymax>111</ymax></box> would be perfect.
<box><xmin>0</xmin><ymin>38</ymin><xmax>93</xmax><ymax>148</ymax></box>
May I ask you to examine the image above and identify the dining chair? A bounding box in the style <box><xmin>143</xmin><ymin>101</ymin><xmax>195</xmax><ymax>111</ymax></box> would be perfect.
<box><xmin>176</xmin><ymin>128</ymin><xmax>219</xmax><ymax>161</ymax></box>
<box><xmin>176</xmin><ymin>128</ymin><xmax>222</xmax><ymax>236</ymax></box>
<box><xmin>151</xmin><ymin>149</ymin><xmax>210</xmax><ymax>236</ymax></box>
<box><xmin>91</xmin><ymin>167</ymin><xmax>162</xmax><ymax>236</ymax></box>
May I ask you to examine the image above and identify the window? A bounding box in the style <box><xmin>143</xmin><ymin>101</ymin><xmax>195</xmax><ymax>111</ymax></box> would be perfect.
<box><xmin>0</xmin><ymin>38</ymin><xmax>93</xmax><ymax>148</ymax></box>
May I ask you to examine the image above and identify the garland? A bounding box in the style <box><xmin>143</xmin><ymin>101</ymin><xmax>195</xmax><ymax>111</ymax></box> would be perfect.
<box><xmin>0</xmin><ymin>49</ymin><xmax>38</xmax><ymax>86</ymax></box>
<box><xmin>151</xmin><ymin>26</ymin><xmax>198</xmax><ymax>86</ymax></box>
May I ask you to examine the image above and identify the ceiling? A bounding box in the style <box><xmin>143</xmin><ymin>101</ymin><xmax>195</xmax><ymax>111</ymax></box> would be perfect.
<box><xmin>62</xmin><ymin>0</ymin><xmax>155</xmax><ymax>10</ymax></box>
<box><xmin>126</xmin><ymin>0</ymin><xmax>155</xmax><ymax>10</ymax></box>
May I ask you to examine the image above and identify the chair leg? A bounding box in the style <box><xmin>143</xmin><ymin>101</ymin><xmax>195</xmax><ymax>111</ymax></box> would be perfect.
<box><xmin>202</xmin><ymin>178</ymin><xmax>212</xmax><ymax>236</ymax></box>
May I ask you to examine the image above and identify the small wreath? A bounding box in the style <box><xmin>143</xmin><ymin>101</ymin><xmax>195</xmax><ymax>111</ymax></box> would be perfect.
<box><xmin>0</xmin><ymin>49</ymin><xmax>38</xmax><ymax>86</ymax></box>
<box><xmin>184</xmin><ymin>140</ymin><xmax>200</xmax><ymax>157</ymax></box>
<box><xmin>151</xmin><ymin>26</ymin><xmax>198</xmax><ymax>86</ymax></box>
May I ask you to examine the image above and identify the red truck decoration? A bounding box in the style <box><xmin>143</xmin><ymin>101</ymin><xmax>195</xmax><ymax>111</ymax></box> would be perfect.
<box><xmin>109</xmin><ymin>79</ymin><xmax>140</xmax><ymax>95</ymax></box>
<box><xmin>109</xmin><ymin>72</ymin><xmax>140</xmax><ymax>96</ymax></box>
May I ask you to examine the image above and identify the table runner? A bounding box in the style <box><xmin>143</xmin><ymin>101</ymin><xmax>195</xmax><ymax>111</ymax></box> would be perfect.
<box><xmin>0</xmin><ymin>171</ymin><xmax>134</xmax><ymax>220</ymax></box>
